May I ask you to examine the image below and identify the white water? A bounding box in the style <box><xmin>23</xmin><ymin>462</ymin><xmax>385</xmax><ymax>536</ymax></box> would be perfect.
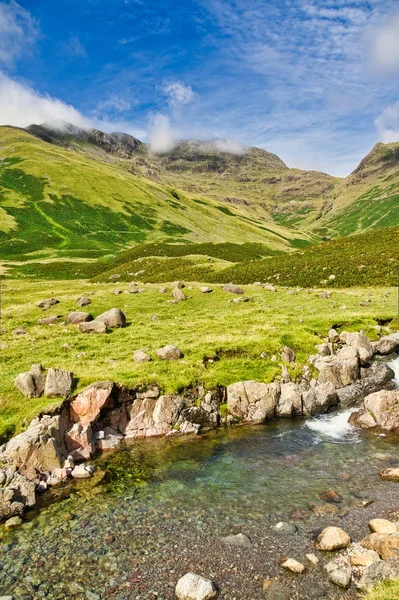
<box><xmin>388</xmin><ymin>354</ymin><xmax>399</xmax><ymax>387</ymax></box>
<box><xmin>304</xmin><ymin>409</ymin><xmax>358</xmax><ymax>441</ymax></box>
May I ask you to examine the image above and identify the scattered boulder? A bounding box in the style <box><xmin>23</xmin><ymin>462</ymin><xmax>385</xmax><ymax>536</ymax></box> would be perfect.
<box><xmin>95</xmin><ymin>308</ymin><xmax>126</xmax><ymax>328</ymax></box>
<box><xmin>79</xmin><ymin>320</ymin><xmax>107</xmax><ymax>334</ymax></box>
<box><xmin>369</xmin><ymin>519</ymin><xmax>398</xmax><ymax>534</ymax></box>
<box><xmin>12</xmin><ymin>327</ymin><xmax>27</xmax><ymax>336</ymax></box>
<box><xmin>67</xmin><ymin>311</ymin><xmax>92</xmax><ymax>325</ymax></box>
<box><xmin>319</xmin><ymin>489</ymin><xmax>342</xmax><ymax>504</ymax></box>
<box><xmin>14</xmin><ymin>372</ymin><xmax>38</xmax><ymax>399</ymax></box>
<box><xmin>362</xmin><ymin>389</ymin><xmax>399</xmax><ymax>430</ymax></box>
<box><xmin>4</xmin><ymin>515</ymin><xmax>22</xmax><ymax>528</ymax></box>
<box><xmin>71</xmin><ymin>464</ymin><xmax>93</xmax><ymax>479</ymax></box>
<box><xmin>222</xmin><ymin>284</ymin><xmax>243</xmax><ymax>295</ymax></box>
<box><xmin>77</xmin><ymin>295</ymin><xmax>91</xmax><ymax>307</ymax></box>
<box><xmin>175</xmin><ymin>573</ymin><xmax>218</xmax><ymax>600</ymax></box>
<box><xmin>328</xmin><ymin>328</ymin><xmax>339</xmax><ymax>342</ymax></box>
<box><xmin>350</xmin><ymin>551</ymin><xmax>380</xmax><ymax>568</ymax></box>
<box><xmin>345</xmin><ymin>332</ymin><xmax>373</xmax><ymax>365</ymax></box>
<box><xmin>302</xmin><ymin>383</ymin><xmax>338</xmax><ymax>416</ymax></box>
<box><xmin>305</xmin><ymin>554</ymin><xmax>319</xmax><ymax>566</ymax></box>
<box><xmin>172</xmin><ymin>287</ymin><xmax>186</xmax><ymax>302</ymax></box>
<box><xmin>37</xmin><ymin>298</ymin><xmax>60</xmax><ymax>310</ymax></box>
<box><xmin>359</xmin><ymin>533</ymin><xmax>399</xmax><ymax>559</ymax></box>
<box><xmin>44</xmin><ymin>368</ymin><xmax>73</xmax><ymax>398</ymax></box>
<box><xmin>281</xmin><ymin>346</ymin><xmax>296</xmax><ymax>363</ymax></box>
<box><xmin>281</xmin><ymin>558</ymin><xmax>305</xmax><ymax>574</ymax></box>
<box><xmin>173</xmin><ymin>281</ymin><xmax>185</xmax><ymax>289</ymax></box>
<box><xmin>200</xmin><ymin>287</ymin><xmax>212</xmax><ymax>293</ymax></box>
<box><xmin>226</xmin><ymin>381</ymin><xmax>279</xmax><ymax>423</ymax></box>
<box><xmin>38</xmin><ymin>315</ymin><xmax>61</xmax><ymax>325</ymax></box>
<box><xmin>156</xmin><ymin>345</ymin><xmax>183</xmax><ymax>361</ymax></box>
<box><xmin>263</xmin><ymin>283</ymin><xmax>276</xmax><ymax>292</ymax></box>
<box><xmin>373</xmin><ymin>335</ymin><xmax>399</xmax><ymax>356</ymax></box>
<box><xmin>159</xmin><ymin>286</ymin><xmax>168</xmax><ymax>294</ymax></box>
<box><xmin>134</xmin><ymin>349</ymin><xmax>151</xmax><ymax>363</ymax></box>
<box><xmin>314</xmin><ymin>527</ymin><xmax>351</xmax><ymax>551</ymax></box>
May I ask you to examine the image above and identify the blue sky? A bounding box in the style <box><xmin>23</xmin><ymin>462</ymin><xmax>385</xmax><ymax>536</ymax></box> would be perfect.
<box><xmin>0</xmin><ymin>0</ymin><xmax>398</xmax><ymax>175</ymax></box>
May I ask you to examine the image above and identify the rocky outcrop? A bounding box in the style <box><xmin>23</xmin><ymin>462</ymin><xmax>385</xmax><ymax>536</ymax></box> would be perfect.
<box><xmin>302</xmin><ymin>382</ymin><xmax>338</xmax><ymax>416</ymax></box>
<box><xmin>315</xmin><ymin>346</ymin><xmax>359</xmax><ymax>388</ymax></box>
<box><xmin>0</xmin><ymin>466</ymin><xmax>36</xmax><ymax>521</ymax></box>
<box><xmin>227</xmin><ymin>381</ymin><xmax>279</xmax><ymax>423</ymax></box>
<box><xmin>349</xmin><ymin>389</ymin><xmax>399</xmax><ymax>431</ymax></box>
<box><xmin>373</xmin><ymin>334</ymin><xmax>399</xmax><ymax>356</ymax></box>
<box><xmin>337</xmin><ymin>362</ymin><xmax>394</xmax><ymax>408</ymax></box>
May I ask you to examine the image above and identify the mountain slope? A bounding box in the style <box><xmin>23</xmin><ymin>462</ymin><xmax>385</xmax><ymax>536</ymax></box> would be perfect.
<box><xmin>0</xmin><ymin>126</ymin><xmax>310</xmax><ymax>262</ymax></box>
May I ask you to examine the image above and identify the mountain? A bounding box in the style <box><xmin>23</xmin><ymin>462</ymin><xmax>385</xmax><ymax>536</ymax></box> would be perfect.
<box><xmin>0</xmin><ymin>126</ymin><xmax>309</xmax><ymax>263</ymax></box>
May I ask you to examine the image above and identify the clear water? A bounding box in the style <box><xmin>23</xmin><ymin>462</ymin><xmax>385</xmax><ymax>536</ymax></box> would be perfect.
<box><xmin>1</xmin><ymin>359</ymin><xmax>399</xmax><ymax>599</ymax></box>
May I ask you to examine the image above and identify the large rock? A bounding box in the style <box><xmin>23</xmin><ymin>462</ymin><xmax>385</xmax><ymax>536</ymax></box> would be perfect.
<box><xmin>277</xmin><ymin>382</ymin><xmax>302</xmax><ymax>417</ymax></box>
<box><xmin>379</xmin><ymin>467</ymin><xmax>399</xmax><ymax>481</ymax></box>
<box><xmin>77</xmin><ymin>295</ymin><xmax>91</xmax><ymax>307</ymax></box>
<box><xmin>67</xmin><ymin>311</ymin><xmax>92</xmax><ymax>325</ymax></box>
<box><xmin>281</xmin><ymin>346</ymin><xmax>296</xmax><ymax>363</ymax></box>
<box><xmin>38</xmin><ymin>315</ymin><xmax>61</xmax><ymax>325</ymax></box>
<box><xmin>337</xmin><ymin>362</ymin><xmax>394</xmax><ymax>408</ymax></box>
<box><xmin>124</xmin><ymin>395</ymin><xmax>185</xmax><ymax>438</ymax></box>
<box><xmin>345</xmin><ymin>332</ymin><xmax>373</xmax><ymax>365</ymax></box>
<box><xmin>44</xmin><ymin>368</ymin><xmax>73</xmax><ymax>398</ymax></box>
<box><xmin>302</xmin><ymin>383</ymin><xmax>338</xmax><ymax>416</ymax></box>
<box><xmin>357</xmin><ymin>558</ymin><xmax>399</xmax><ymax>592</ymax></box>
<box><xmin>95</xmin><ymin>308</ymin><xmax>126</xmax><ymax>328</ymax></box>
<box><xmin>172</xmin><ymin>287</ymin><xmax>186</xmax><ymax>302</ymax></box>
<box><xmin>362</xmin><ymin>389</ymin><xmax>399</xmax><ymax>430</ymax></box>
<box><xmin>314</xmin><ymin>527</ymin><xmax>351</xmax><ymax>551</ymax></box>
<box><xmin>69</xmin><ymin>381</ymin><xmax>117</xmax><ymax>425</ymax></box>
<box><xmin>0</xmin><ymin>467</ymin><xmax>36</xmax><ymax>521</ymax></box>
<box><xmin>348</xmin><ymin>409</ymin><xmax>377</xmax><ymax>429</ymax></box>
<box><xmin>315</xmin><ymin>346</ymin><xmax>359</xmax><ymax>388</ymax></box>
<box><xmin>156</xmin><ymin>345</ymin><xmax>183</xmax><ymax>360</ymax></box>
<box><xmin>373</xmin><ymin>334</ymin><xmax>399</xmax><ymax>356</ymax></box>
<box><xmin>79</xmin><ymin>320</ymin><xmax>107</xmax><ymax>333</ymax></box>
<box><xmin>175</xmin><ymin>573</ymin><xmax>219</xmax><ymax>600</ymax></box>
<box><xmin>0</xmin><ymin>416</ymin><xmax>64</xmax><ymax>478</ymax></box>
<box><xmin>222</xmin><ymin>284</ymin><xmax>243</xmax><ymax>295</ymax></box>
<box><xmin>369</xmin><ymin>519</ymin><xmax>398</xmax><ymax>534</ymax></box>
<box><xmin>328</xmin><ymin>567</ymin><xmax>352</xmax><ymax>589</ymax></box>
<box><xmin>226</xmin><ymin>381</ymin><xmax>279</xmax><ymax>423</ymax></box>
<box><xmin>360</xmin><ymin>533</ymin><xmax>399</xmax><ymax>560</ymax></box>
<box><xmin>37</xmin><ymin>298</ymin><xmax>60</xmax><ymax>309</ymax></box>
<box><xmin>64</xmin><ymin>423</ymin><xmax>94</xmax><ymax>455</ymax></box>
<box><xmin>134</xmin><ymin>349</ymin><xmax>151</xmax><ymax>363</ymax></box>
<box><xmin>14</xmin><ymin>372</ymin><xmax>38</xmax><ymax>399</ymax></box>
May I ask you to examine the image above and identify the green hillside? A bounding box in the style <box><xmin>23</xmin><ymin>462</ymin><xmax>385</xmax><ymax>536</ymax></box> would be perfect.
<box><xmin>0</xmin><ymin>127</ymin><xmax>309</xmax><ymax>263</ymax></box>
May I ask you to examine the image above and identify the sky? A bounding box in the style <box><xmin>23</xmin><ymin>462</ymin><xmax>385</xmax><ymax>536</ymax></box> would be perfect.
<box><xmin>0</xmin><ymin>0</ymin><xmax>398</xmax><ymax>176</ymax></box>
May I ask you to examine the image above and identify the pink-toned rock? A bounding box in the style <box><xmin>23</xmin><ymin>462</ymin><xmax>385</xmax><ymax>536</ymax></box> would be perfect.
<box><xmin>363</xmin><ymin>390</ymin><xmax>399</xmax><ymax>431</ymax></box>
<box><xmin>69</xmin><ymin>382</ymin><xmax>116</xmax><ymax>425</ymax></box>
<box><xmin>64</xmin><ymin>423</ymin><xmax>94</xmax><ymax>454</ymax></box>
<box><xmin>348</xmin><ymin>409</ymin><xmax>377</xmax><ymax>429</ymax></box>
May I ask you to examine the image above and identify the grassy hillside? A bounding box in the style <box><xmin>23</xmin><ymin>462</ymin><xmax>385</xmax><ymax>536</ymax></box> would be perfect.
<box><xmin>0</xmin><ymin>278</ymin><xmax>395</xmax><ymax>440</ymax></box>
<box><xmin>0</xmin><ymin>127</ymin><xmax>309</xmax><ymax>262</ymax></box>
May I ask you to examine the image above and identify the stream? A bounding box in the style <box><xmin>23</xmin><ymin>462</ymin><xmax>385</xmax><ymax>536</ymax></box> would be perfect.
<box><xmin>1</xmin><ymin>358</ymin><xmax>399</xmax><ymax>599</ymax></box>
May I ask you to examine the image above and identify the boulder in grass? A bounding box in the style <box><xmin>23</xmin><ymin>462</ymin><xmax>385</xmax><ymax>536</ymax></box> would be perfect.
<box><xmin>173</xmin><ymin>281</ymin><xmax>185</xmax><ymax>289</ymax></box>
<box><xmin>37</xmin><ymin>298</ymin><xmax>60</xmax><ymax>310</ymax></box>
<box><xmin>222</xmin><ymin>284</ymin><xmax>243</xmax><ymax>295</ymax></box>
<box><xmin>134</xmin><ymin>349</ymin><xmax>151</xmax><ymax>363</ymax></box>
<box><xmin>79</xmin><ymin>320</ymin><xmax>107</xmax><ymax>334</ymax></box>
<box><xmin>77</xmin><ymin>295</ymin><xmax>91</xmax><ymax>307</ymax></box>
<box><xmin>156</xmin><ymin>345</ymin><xmax>183</xmax><ymax>361</ymax></box>
<box><xmin>175</xmin><ymin>573</ymin><xmax>219</xmax><ymax>600</ymax></box>
<box><xmin>200</xmin><ymin>287</ymin><xmax>213</xmax><ymax>293</ymax></box>
<box><xmin>44</xmin><ymin>368</ymin><xmax>73</xmax><ymax>398</ymax></box>
<box><xmin>172</xmin><ymin>287</ymin><xmax>186</xmax><ymax>302</ymax></box>
<box><xmin>38</xmin><ymin>315</ymin><xmax>61</xmax><ymax>325</ymax></box>
<box><xmin>95</xmin><ymin>308</ymin><xmax>126</xmax><ymax>328</ymax></box>
<box><xmin>67</xmin><ymin>311</ymin><xmax>93</xmax><ymax>325</ymax></box>
<box><xmin>14</xmin><ymin>372</ymin><xmax>37</xmax><ymax>399</ymax></box>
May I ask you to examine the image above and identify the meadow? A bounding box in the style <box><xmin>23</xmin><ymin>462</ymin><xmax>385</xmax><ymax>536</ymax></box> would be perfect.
<box><xmin>0</xmin><ymin>277</ymin><xmax>396</xmax><ymax>441</ymax></box>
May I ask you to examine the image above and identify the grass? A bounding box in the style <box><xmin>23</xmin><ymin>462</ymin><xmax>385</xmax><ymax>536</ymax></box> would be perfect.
<box><xmin>0</xmin><ymin>278</ymin><xmax>396</xmax><ymax>441</ymax></box>
<box><xmin>363</xmin><ymin>580</ymin><xmax>399</xmax><ymax>600</ymax></box>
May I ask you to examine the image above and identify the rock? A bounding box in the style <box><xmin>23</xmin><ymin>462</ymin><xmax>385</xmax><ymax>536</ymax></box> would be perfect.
<box><xmin>172</xmin><ymin>287</ymin><xmax>186</xmax><ymax>302</ymax></box>
<box><xmin>222</xmin><ymin>284</ymin><xmax>243</xmax><ymax>294</ymax></box>
<box><xmin>0</xmin><ymin>467</ymin><xmax>36</xmax><ymax>521</ymax></box>
<box><xmin>156</xmin><ymin>345</ymin><xmax>183</xmax><ymax>360</ymax></box>
<box><xmin>337</xmin><ymin>362</ymin><xmax>394</xmax><ymax>408</ymax></box>
<box><xmin>281</xmin><ymin>558</ymin><xmax>305</xmax><ymax>574</ymax></box>
<box><xmin>173</xmin><ymin>281</ymin><xmax>185</xmax><ymax>289</ymax></box>
<box><xmin>350</xmin><ymin>551</ymin><xmax>380</xmax><ymax>567</ymax></box>
<box><xmin>38</xmin><ymin>315</ymin><xmax>61</xmax><ymax>325</ymax></box>
<box><xmin>317</xmin><ymin>343</ymin><xmax>331</xmax><ymax>356</ymax></box>
<box><xmin>95</xmin><ymin>308</ymin><xmax>126</xmax><ymax>328</ymax></box>
<box><xmin>379</xmin><ymin>467</ymin><xmax>399</xmax><ymax>481</ymax></box>
<box><xmin>4</xmin><ymin>515</ymin><xmax>22</xmax><ymax>528</ymax></box>
<box><xmin>357</xmin><ymin>558</ymin><xmax>399</xmax><ymax>592</ymax></box>
<box><xmin>369</xmin><ymin>519</ymin><xmax>398</xmax><ymax>534</ymax></box>
<box><xmin>314</xmin><ymin>527</ymin><xmax>351</xmax><ymax>551</ymax></box>
<box><xmin>65</xmin><ymin>423</ymin><xmax>94</xmax><ymax>455</ymax></box>
<box><xmin>0</xmin><ymin>416</ymin><xmax>64</xmax><ymax>477</ymax></box>
<box><xmin>359</xmin><ymin>533</ymin><xmax>399</xmax><ymax>559</ymax></box>
<box><xmin>113</xmin><ymin>289</ymin><xmax>122</xmax><ymax>295</ymax></box>
<box><xmin>79</xmin><ymin>320</ymin><xmax>107</xmax><ymax>333</ymax></box>
<box><xmin>77</xmin><ymin>295</ymin><xmax>91</xmax><ymax>307</ymax></box>
<box><xmin>14</xmin><ymin>372</ymin><xmax>38</xmax><ymax>399</ymax></box>
<box><xmin>226</xmin><ymin>381</ymin><xmax>279</xmax><ymax>423</ymax></box>
<box><xmin>134</xmin><ymin>349</ymin><xmax>151</xmax><ymax>363</ymax></box>
<box><xmin>179</xmin><ymin>420</ymin><xmax>201</xmax><ymax>435</ymax></box>
<box><xmin>328</xmin><ymin>328</ymin><xmax>339</xmax><ymax>342</ymax></box>
<box><xmin>345</xmin><ymin>332</ymin><xmax>373</xmax><ymax>365</ymax></box>
<box><xmin>281</xmin><ymin>346</ymin><xmax>296</xmax><ymax>363</ymax></box>
<box><xmin>178</xmin><ymin>406</ymin><xmax>218</xmax><ymax>431</ymax></box>
<box><xmin>273</xmin><ymin>521</ymin><xmax>298</xmax><ymax>535</ymax></box>
<box><xmin>175</xmin><ymin>572</ymin><xmax>218</xmax><ymax>600</ymax></box>
<box><xmin>37</xmin><ymin>298</ymin><xmax>60</xmax><ymax>309</ymax></box>
<box><xmin>305</xmin><ymin>554</ymin><xmax>319</xmax><ymax>565</ymax></box>
<box><xmin>69</xmin><ymin>381</ymin><xmax>116</xmax><ymax>425</ymax></box>
<box><xmin>96</xmin><ymin>430</ymin><xmax>124</xmax><ymax>451</ymax></box>
<box><xmin>200</xmin><ymin>287</ymin><xmax>212</xmax><ymax>293</ymax></box>
<box><xmin>220</xmin><ymin>533</ymin><xmax>251</xmax><ymax>547</ymax></box>
<box><xmin>319</xmin><ymin>489</ymin><xmax>343</xmax><ymax>503</ymax></box>
<box><xmin>233</xmin><ymin>296</ymin><xmax>251</xmax><ymax>303</ymax></box>
<box><xmin>159</xmin><ymin>286</ymin><xmax>168</xmax><ymax>294</ymax></box>
<box><xmin>263</xmin><ymin>283</ymin><xmax>276</xmax><ymax>292</ymax></box>
<box><xmin>44</xmin><ymin>368</ymin><xmax>73</xmax><ymax>398</ymax></box>
<box><xmin>67</xmin><ymin>311</ymin><xmax>92</xmax><ymax>324</ymax></box>
<box><xmin>373</xmin><ymin>335</ymin><xmax>399</xmax><ymax>356</ymax></box>
<box><xmin>315</xmin><ymin>346</ymin><xmax>359</xmax><ymax>388</ymax></box>
<box><xmin>348</xmin><ymin>409</ymin><xmax>377</xmax><ymax>429</ymax></box>
<box><xmin>319</xmin><ymin>291</ymin><xmax>331</xmax><ymax>299</ymax></box>
<box><xmin>277</xmin><ymin>382</ymin><xmax>302</xmax><ymax>417</ymax></box>
<box><xmin>12</xmin><ymin>327</ymin><xmax>27</xmax><ymax>335</ymax></box>
<box><xmin>361</xmin><ymin>389</ymin><xmax>399</xmax><ymax>431</ymax></box>
<box><xmin>328</xmin><ymin>567</ymin><xmax>351</xmax><ymax>589</ymax></box>
<box><xmin>71</xmin><ymin>464</ymin><xmax>93</xmax><ymax>479</ymax></box>
<box><xmin>124</xmin><ymin>395</ymin><xmax>185</xmax><ymax>438</ymax></box>
<box><xmin>302</xmin><ymin>382</ymin><xmax>338</xmax><ymax>416</ymax></box>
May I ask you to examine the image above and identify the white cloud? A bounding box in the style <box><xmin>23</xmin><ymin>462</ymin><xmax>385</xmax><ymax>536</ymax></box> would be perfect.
<box><xmin>62</xmin><ymin>35</ymin><xmax>87</xmax><ymax>58</ymax></box>
<box><xmin>162</xmin><ymin>80</ymin><xmax>195</xmax><ymax>110</ymax></box>
<box><xmin>0</xmin><ymin>1</ymin><xmax>39</xmax><ymax>66</ymax></box>
<box><xmin>95</xmin><ymin>95</ymin><xmax>132</xmax><ymax>113</ymax></box>
<box><xmin>0</xmin><ymin>71</ymin><xmax>91</xmax><ymax>129</ymax></box>
<box><xmin>367</xmin><ymin>12</ymin><xmax>399</xmax><ymax>75</ymax></box>
<box><xmin>147</xmin><ymin>113</ymin><xmax>176</xmax><ymax>153</ymax></box>
<box><xmin>375</xmin><ymin>102</ymin><xmax>399</xmax><ymax>142</ymax></box>
<box><xmin>206</xmin><ymin>139</ymin><xmax>246</xmax><ymax>155</ymax></box>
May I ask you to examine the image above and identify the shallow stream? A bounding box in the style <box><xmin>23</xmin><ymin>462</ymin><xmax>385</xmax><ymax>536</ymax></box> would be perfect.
<box><xmin>1</xmin><ymin>358</ymin><xmax>399</xmax><ymax>599</ymax></box>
